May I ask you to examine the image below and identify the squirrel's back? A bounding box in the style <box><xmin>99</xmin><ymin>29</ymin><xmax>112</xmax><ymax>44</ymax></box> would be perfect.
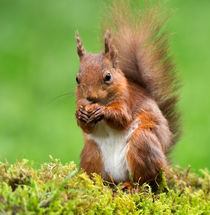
<box><xmin>102</xmin><ymin>0</ymin><xmax>181</xmax><ymax>149</ymax></box>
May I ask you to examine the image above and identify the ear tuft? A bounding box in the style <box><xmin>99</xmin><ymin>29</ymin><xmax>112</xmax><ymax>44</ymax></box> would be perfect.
<box><xmin>104</xmin><ymin>30</ymin><xmax>112</xmax><ymax>54</ymax></box>
<box><xmin>76</xmin><ymin>31</ymin><xmax>86</xmax><ymax>60</ymax></box>
<box><xmin>104</xmin><ymin>30</ymin><xmax>118</xmax><ymax>68</ymax></box>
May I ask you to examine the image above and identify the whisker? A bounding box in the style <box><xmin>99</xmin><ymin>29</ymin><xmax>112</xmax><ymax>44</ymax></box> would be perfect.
<box><xmin>48</xmin><ymin>91</ymin><xmax>75</xmax><ymax>105</ymax></box>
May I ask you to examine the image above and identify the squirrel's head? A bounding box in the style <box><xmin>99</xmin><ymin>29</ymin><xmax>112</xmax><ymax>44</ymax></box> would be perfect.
<box><xmin>75</xmin><ymin>31</ymin><xmax>127</xmax><ymax>105</ymax></box>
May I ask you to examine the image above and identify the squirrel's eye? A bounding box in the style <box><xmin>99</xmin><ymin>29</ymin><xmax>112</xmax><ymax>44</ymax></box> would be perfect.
<box><xmin>104</xmin><ymin>73</ymin><xmax>112</xmax><ymax>83</ymax></box>
<box><xmin>76</xmin><ymin>76</ymin><xmax>80</xmax><ymax>84</ymax></box>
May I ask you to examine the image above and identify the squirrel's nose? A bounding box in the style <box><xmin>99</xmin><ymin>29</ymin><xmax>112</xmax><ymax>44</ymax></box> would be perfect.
<box><xmin>87</xmin><ymin>96</ymin><xmax>97</xmax><ymax>102</ymax></box>
<box><xmin>86</xmin><ymin>90</ymin><xmax>98</xmax><ymax>102</ymax></box>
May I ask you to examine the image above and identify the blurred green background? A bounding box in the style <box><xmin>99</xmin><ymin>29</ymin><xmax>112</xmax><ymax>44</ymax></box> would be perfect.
<box><xmin>0</xmin><ymin>0</ymin><xmax>209</xmax><ymax>170</ymax></box>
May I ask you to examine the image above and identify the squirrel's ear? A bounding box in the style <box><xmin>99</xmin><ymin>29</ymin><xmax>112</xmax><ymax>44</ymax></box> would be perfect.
<box><xmin>104</xmin><ymin>30</ymin><xmax>118</xmax><ymax>68</ymax></box>
<box><xmin>76</xmin><ymin>31</ymin><xmax>86</xmax><ymax>60</ymax></box>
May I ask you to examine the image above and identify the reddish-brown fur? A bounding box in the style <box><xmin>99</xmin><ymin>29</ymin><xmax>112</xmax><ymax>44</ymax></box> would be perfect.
<box><xmin>75</xmin><ymin>0</ymin><xmax>180</xmax><ymax>185</ymax></box>
<box><xmin>102</xmin><ymin>1</ymin><xmax>181</xmax><ymax>147</ymax></box>
<box><xmin>80</xmin><ymin>137</ymin><xmax>103</xmax><ymax>176</ymax></box>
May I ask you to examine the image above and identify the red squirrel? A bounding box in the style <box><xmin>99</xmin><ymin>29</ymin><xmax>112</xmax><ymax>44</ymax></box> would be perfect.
<box><xmin>75</xmin><ymin>1</ymin><xmax>180</xmax><ymax>185</ymax></box>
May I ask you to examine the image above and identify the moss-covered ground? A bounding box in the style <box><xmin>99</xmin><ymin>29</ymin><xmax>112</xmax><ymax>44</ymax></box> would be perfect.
<box><xmin>0</xmin><ymin>157</ymin><xmax>209</xmax><ymax>214</ymax></box>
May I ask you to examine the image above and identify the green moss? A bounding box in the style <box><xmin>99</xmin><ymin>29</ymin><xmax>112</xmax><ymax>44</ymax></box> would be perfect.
<box><xmin>0</xmin><ymin>157</ymin><xmax>209</xmax><ymax>214</ymax></box>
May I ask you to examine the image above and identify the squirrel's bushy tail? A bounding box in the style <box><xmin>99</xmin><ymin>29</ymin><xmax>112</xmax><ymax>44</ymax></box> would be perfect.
<box><xmin>102</xmin><ymin>0</ymin><xmax>181</xmax><ymax>148</ymax></box>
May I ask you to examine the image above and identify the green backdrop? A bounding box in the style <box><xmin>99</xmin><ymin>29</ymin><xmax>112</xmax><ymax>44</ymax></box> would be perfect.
<box><xmin>0</xmin><ymin>0</ymin><xmax>209</xmax><ymax>170</ymax></box>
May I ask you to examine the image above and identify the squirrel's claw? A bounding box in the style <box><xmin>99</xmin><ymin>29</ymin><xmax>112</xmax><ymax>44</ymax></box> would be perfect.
<box><xmin>76</xmin><ymin>108</ymin><xmax>89</xmax><ymax>123</ymax></box>
<box><xmin>76</xmin><ymin>105</ymin><xmax>104</xmax><ymax>124</ymax></box>
<box><xmin>87</xmin><ymin>108</ymin><xmax>104</xmax><ymax>124</ymax></box>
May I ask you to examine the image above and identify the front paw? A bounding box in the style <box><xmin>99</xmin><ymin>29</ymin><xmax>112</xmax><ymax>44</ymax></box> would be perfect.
<box><xmin>75</xmin><ymin>105</ymin><xmax>90</xmax><ymax>124</ymax></box>
<box><xmin>87</xmin><ymin>105</ymin><xmax>105</xmax><ymax>123</ymax></box>
<box><xmin>75</xmin><ymin>104</ymin><xmax>105</xmax><ymax>124</ymax></box>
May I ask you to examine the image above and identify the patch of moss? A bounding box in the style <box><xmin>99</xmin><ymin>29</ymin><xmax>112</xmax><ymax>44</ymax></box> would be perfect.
<box><xmin>0</xmin><ymin>157</ymin><xmax>209</xmax><ymax>214</ymax></box>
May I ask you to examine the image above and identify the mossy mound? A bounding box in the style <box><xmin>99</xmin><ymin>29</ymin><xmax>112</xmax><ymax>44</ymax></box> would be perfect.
<box><xmin>0</xmin><ymin>157</ymin><xmax>209</xmax><ymax>214</ymax></box>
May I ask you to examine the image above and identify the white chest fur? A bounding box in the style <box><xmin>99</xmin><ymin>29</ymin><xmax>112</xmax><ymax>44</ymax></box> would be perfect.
<box><xmin>87</xmin><ymin>120</ymin><xmax>138</xmax><ymax>183</ymax></box>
